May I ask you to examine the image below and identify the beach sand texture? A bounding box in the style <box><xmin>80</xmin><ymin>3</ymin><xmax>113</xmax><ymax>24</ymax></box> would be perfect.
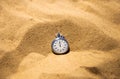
<box><xmin>0</xmin><ymin>0</ymin><xmax>120</xmax><ymax>79</ymax></box>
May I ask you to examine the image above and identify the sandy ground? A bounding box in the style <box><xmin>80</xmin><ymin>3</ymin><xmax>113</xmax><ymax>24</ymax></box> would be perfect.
<box><xmin>0</xmin><ymin>0</ymin><xmax>120</xmax><ymax>79</ymax></box>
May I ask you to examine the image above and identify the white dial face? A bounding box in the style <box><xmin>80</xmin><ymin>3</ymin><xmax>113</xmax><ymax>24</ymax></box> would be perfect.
<box><xmin>52</xmin><ymin>39</ymin><xmax>68</xmax><ymax>54</ymax></box>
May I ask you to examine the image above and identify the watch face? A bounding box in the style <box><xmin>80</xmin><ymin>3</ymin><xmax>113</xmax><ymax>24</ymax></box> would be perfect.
<box><xmin>52</xmin><ymin>39</ymin><xmax>69</xmax><ymax>54</ymax></box>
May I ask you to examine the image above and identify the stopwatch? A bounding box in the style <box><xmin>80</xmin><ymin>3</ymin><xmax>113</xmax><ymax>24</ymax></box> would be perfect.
<box><xmin>51</xmin><ymin>33</ymin><xmax>69</xmax><ymax>55</ymax></box>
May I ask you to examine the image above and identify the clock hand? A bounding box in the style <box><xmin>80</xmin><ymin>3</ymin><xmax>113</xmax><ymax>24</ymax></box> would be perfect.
<box><xmin>59</xmin><ymin>41</ymin><xmax>61</xmax><ymax>47</ymax></box>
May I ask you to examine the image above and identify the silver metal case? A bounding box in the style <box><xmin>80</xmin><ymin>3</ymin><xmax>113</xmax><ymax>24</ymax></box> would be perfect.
<box><xmin>51</xmin><ymin>34</ymin><xmax>69</xmax><ymax>55</ymax></box>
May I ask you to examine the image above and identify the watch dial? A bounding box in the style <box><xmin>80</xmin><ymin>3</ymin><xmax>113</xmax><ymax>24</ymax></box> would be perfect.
<box><xmin>52</xmin><ymin>39</ymin><xmax>68</xmax><ymax>54</ymax></box>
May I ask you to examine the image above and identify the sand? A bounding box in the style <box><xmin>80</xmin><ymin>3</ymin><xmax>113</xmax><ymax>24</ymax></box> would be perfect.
<box><xmin>0</xmin><ymin>0</ymin><xmax>120</xmax><ymax>79</ymax></box>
